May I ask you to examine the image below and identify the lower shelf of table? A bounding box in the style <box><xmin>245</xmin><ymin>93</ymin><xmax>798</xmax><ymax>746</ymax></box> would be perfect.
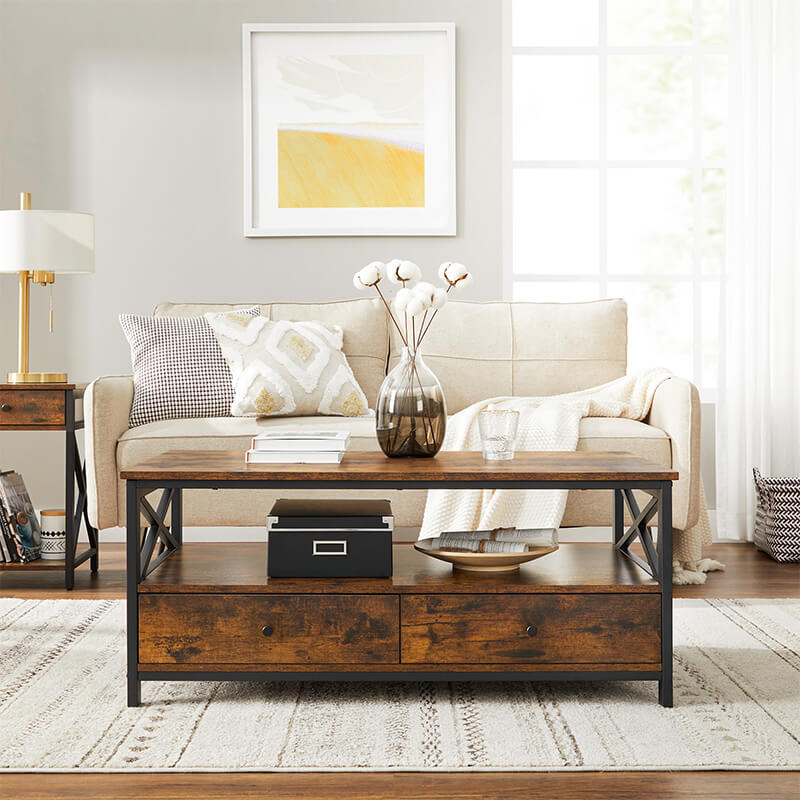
<box><xmin>0</xmin><ymin>560</ymin><xmax>67</xmax><ymax>570</ymax></box>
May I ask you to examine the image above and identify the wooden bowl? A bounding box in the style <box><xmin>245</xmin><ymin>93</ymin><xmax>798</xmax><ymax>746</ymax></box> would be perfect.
<box><xmin>414</xmin><ymin>538</ymin><xmax>558</xmax><ymax>573</ymax></box>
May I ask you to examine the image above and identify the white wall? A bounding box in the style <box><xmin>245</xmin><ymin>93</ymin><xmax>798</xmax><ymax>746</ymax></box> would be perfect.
<box><xmin>0</xmin><ymin>0</ymin><xmax>502</xmax><ymax>512</ymax></box>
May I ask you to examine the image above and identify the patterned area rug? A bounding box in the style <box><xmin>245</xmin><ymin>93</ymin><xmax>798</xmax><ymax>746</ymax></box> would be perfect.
<box><xmin>1</xmin><ymin>598</ymin><xmax>798</xmax><ymax>771</ymax></box>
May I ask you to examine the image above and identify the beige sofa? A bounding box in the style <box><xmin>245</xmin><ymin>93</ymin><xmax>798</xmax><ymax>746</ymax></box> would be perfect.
<box><xmin>84</xmin><ymin>298</ymin><xmax>701</xmax><ymax>536</ymax></box>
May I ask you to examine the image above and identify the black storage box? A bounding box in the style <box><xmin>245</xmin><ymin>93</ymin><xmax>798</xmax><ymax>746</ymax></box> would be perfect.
<box><xmin>266</xmin><ymin>499</ymin><xmax>393</xmax><ymax>578</ymax></box>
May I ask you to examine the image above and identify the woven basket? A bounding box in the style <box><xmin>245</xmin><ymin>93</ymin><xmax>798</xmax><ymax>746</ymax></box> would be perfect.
<box><xmin>753</xmin><ymin>468</ymin><xmax>800</xmax><ymax>562</ymax></box>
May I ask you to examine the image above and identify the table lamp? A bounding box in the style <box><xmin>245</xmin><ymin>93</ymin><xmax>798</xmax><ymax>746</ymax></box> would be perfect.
<box><xmin>0</xmin><ymin>191</ymin><xmax>94</xmax><ymax>383</ymax></box>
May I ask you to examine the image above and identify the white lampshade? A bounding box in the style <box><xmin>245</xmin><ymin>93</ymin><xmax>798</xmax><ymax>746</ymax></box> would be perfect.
<box><xmin>0</xmin><ymin>210</ymin><xmax>94</xmax><ymax>274</ymax></box>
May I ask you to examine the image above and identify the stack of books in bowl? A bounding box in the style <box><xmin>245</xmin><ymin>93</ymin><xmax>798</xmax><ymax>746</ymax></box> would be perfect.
<box><xmin>245</xmin><ymin>431</ymin><xmax>350</xmax><ymax>464</ymax></box>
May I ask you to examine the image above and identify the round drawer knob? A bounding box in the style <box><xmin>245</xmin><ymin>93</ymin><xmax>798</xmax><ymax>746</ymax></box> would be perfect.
<box><xmin>526</xmin><ymin>625</ymin><xmax>538</xmax><ymax>637</ymax></box>
<box><xmin>261</xmin><ymin>625</ymin><xmax>273</xmax><ymax>637</ymax></box>
<box><xmin>1</xmin><ymin>404</ymin><xmax>9</xmax><ymax>412</ymax></box>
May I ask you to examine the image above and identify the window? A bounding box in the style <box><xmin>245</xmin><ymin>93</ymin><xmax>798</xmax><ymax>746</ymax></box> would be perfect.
<box><xmin>505</xmin><ymin>0</ymin><xmax>728</xmax><ymax>397</ymax></box>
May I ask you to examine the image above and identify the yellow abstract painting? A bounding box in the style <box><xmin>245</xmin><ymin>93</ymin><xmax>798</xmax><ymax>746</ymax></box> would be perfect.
<box><xmin>278</xmin><ymin>129</ymin><xmax>425</xmax><ymax>208</ymax></box>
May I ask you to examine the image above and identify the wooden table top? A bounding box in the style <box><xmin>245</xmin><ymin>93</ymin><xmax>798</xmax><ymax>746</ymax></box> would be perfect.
<box><xmin>121</xmin><ymin>449</ymin><xmax>678</xmax><ymax>482</ymax></box>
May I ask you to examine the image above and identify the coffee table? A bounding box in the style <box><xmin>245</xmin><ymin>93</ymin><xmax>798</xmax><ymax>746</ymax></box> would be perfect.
<box><xmin>122</xmin><ymin>450</ymin><xmax>676</xmax><ymax>707</ymax></box>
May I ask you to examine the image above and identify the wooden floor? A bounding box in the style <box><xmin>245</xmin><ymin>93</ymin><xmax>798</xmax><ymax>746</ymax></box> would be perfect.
<box><xmin>1</xmin><ymin>541</ymin><xmax>798</xmax><ymax>800</ymax></box>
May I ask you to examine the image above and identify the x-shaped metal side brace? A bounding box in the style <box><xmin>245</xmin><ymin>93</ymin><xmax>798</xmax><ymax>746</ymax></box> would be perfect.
<box><xmin>137</xmin><ymin>488</ymin><xmax>180</xmax><ymax>580</ymax></box>
<box><xmin>614</xmin><ymin>488</ymin><xmax>661</xmax><ymax>580</ymax></box>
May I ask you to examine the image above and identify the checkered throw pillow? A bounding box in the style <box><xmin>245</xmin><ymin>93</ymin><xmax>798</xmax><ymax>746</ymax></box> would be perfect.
<box><xmin>120</xmin><ymin>308</ymin><xmax>260</xmax><ymax>427</ymax></box>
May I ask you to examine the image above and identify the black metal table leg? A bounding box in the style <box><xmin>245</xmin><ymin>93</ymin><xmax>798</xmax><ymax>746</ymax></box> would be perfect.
<box><xmin>658</xmin><ymin>481</ymin><xmax>673</xmax><ymax>707</ymax></box>
<box><xmin>64</xmin><ymin>404</ymin><xmax>76</xmax><ymax>591</ymax></box>
<box><xmin>127</xmin><ymin>480</ymin><xmax>141</xmax><ymax>707</ymax></box>
<box><xmin>613</xmin><ymin>488</ymin><xmax>625</xmax><ymax>544</ymax></box>
<box><xmin>172</xmin><ymin>487</ymin><xmax>182</xmax><ymax>546</ymax></box>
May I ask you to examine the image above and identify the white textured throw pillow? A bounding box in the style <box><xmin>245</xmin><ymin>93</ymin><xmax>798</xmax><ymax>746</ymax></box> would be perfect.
<box><xmin>206</xmin><ymin>312</ymin><xmax>370</xmax><ymax>418</ymax></box>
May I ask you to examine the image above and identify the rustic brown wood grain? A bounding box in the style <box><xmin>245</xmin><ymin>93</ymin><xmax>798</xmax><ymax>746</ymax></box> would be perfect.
<box><xmin>2</xmin><ymin>770</ymin><xmax>797</xmax><ymax>800</ymax></box>
<box><xmin>0</xmin><ymin>383</ymin><xmax>75</xmax><ymax>390</ymax></box>
<box><xmin>137</xmin><ymin>542</ymin><xmax>660</xmax><ymax>594</ymax></box>
<box><xmin>139</xmin><ymin>594</ymin><xmax>399</xmax><ymax>665</ymax></box>
<box><xmin>0</xmin><ymin>388</ymin><xmax>66</xmax><ymax>427</ymax></box>
<box><xmin>120</xmin><ymin>449</ymin><xmax>678</xmax><ymax>482</ymax></box>
<box><xmin>401</xmin><ymin>594</ymin><xmax>661</xmax><ymax>665</ymax></box>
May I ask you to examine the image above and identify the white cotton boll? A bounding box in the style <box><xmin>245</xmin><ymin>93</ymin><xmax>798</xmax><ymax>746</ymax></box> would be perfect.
<box><xmin>394</xmin><ymin>287</ymin><xmax>414</xmax><ymax>313</ymax></box>
<box><xmin>431</xmin><ymin>287</ymin><xmax>448</xmax><ymax>309</ymax></box>
<box><xmin>412</xmin><ymin>281</ymin><xmax>436</xmax><ymax>302</ymax></box>
<box><xmin>439</xmin><ymin>261</ymin><xmax>468</xmax><ymax>287</ymax></box>
<box><xmin>354</xmin><ymin>261</ymin><xmax>383</xmax><ymax>289</ymax></box>
<box><xmin>405</xmin><ymin>296</ymin><xmax>427</xmax><ymax>316</ymax></box>
<box><xmin>456</xmin><ymin>271</ymin><xmax>473</xmax><ymax>289</ymax></box>
<box><xmin>399</xmin><ymin>260</ymin><xmax>422</xmax><ymax>282</ymax></box>
<box><xmin>447</xmin><ymin>262</ymin><xmax>468</xmax><ymax>281</ymax></box>
<box><xmin>385</xmin><ymin>258</ymin><xmax>405</xmax><ymax>284</ymax></box>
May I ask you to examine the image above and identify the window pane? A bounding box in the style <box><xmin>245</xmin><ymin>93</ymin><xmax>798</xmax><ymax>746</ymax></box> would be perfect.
<box><xmin>513</xmin><ymin>55</ymin><xmax>598</xmax><ymax>159</ymax></box>
<box><xmin>702</xmin><ymin>168</ymin><xmax>725</xmax><ymax>273</ymax></box>
<box><xmin>702</xmin><ymin>0</ymin><xmax>729</xmax><ymax>45</ymax></box>
<box><xmin>513</xmin><ymin>169</ymin><xmax>599</xmax><ymax>274</ymax></box>
<box><xmin>607</xmin><ymin>0</ymin><xmax>693</xmax><ymax>45</ymax></box>
<box><xmin>701</xmin><ymin>281</ymin><xmax>719</xmax><ymax>391</ymax></box>
<box><xmin>513</xmin><ymin>282</ymin><xmax>601</xmax><ymax>302</ymax></box>
<box><xmin>703</xmin><ymin>55</ymin><xmax>728</xmax><ymax>160</ymax></box>
<box><xmin>607</xmin><ymin>168</ymin><xmax>694</xmax><ymax>274</ymax></box>
<box><xmin>512</xmin><ymin>0</ymin><xmax>599</xmax><ymax>46</ymax></box>
<box><xmin>613</xmin><ymin>281</ymin><xmax>694</xmax><ymax>377</ymax></box>
<box><xmin>608</xmin><ymin>55</ymin><xmax>693</xmax><ymax>159</ymax></box>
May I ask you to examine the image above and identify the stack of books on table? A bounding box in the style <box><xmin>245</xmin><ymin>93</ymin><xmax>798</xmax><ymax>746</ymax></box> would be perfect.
<box><xmin>245</xmin><ymin>431</ymin><xmax>350</xmax><ymax>464</ymax></box>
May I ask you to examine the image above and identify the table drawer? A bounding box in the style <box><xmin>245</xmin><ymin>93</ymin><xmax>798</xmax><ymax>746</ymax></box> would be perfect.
<box><xmin>401</xmin><ymin>594</ymin><xmax>661</xmax><ymax>665</ymax></box>
<box><xmin>0</xmin><ymin>390</ymin><xmax>65</xmax><ymax>426</ymax></box>
<box><xmin>139</xmin><ymin>594</ymin><xmax>399</xmax><ymax>665</ymax></box>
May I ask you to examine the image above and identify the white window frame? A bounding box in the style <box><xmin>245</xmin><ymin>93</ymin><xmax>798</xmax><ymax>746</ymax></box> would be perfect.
<box><xmin>502</xmin><ymin>0</ymin><xmax>727</xmax><ymax>399</ymax></box>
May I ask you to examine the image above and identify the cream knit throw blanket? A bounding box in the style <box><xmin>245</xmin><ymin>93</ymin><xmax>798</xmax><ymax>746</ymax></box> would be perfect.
<box><xmin>418</xmin><ymin>369</ymin><xmax>723</xmax><ymax>585</ymax></box>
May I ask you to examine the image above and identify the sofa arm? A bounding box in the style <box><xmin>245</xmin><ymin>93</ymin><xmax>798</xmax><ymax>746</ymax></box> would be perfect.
<box><xmin>645</xmin><ymin>376</ymin><xmax>701</xmax><ymax>530</ymax></box>
<box><xmin>85</xmin><ymin>376</ymin><xmax>134</xmax><ymax>530</ymax></box>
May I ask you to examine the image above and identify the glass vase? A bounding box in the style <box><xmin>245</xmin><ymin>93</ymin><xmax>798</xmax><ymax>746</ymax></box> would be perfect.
<box><xmin>376</xmin><ymin>347</ymin><xmax>446</xmax><ymax>457</ymax></box>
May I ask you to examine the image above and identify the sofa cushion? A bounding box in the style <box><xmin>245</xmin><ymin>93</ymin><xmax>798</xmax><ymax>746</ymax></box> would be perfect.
<box><xmin>154</xmin><ymin>298</ymin><xmax>389</xmax><ymax>407</ymax></box>
<box><xmin>389</xmin><ymin>299</ymin><xmax>628</xmax><ymax>412</ymax></box>
<box><xmin>117</xmin><ymin>414</ymin><xmax>382</xmax><ymax>462</ymax></box>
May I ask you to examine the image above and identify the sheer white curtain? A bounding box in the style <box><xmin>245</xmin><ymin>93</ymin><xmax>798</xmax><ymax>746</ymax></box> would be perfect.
<box><xmin>716</xmin><ymin>0</ymin><xmax>800</xmax><ymax>540</ymax></box>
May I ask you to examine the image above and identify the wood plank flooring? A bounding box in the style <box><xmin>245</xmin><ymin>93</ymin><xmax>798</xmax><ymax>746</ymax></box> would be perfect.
<box><xmin>1</xmin><ymin>771</ymin><xmax>798</xmax><ymax>800</ymax></box>
<box><xmin>1</xmin><ymin>541</ymin><xmax>798</xmax><ymax>800</ymax></box>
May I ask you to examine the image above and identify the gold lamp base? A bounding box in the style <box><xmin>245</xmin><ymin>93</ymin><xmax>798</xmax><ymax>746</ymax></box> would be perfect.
<box><xmin>7</xmin><ymin>371</ymin><xmax>68</xmax><ymax>384</ymax></box>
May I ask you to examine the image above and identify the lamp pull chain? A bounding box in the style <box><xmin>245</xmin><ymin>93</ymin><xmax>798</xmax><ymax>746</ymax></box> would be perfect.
<box><xmin>49</xmin><ymin>282</ymin><xmax>54</xmax><ymax>333</ymax></box>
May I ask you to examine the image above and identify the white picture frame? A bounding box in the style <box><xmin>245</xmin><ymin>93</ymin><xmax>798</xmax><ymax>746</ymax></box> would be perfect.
<box><xmin>243</xmin><ymin>23</ymin><xmax>456</xmax><ymax>237</ymax></box>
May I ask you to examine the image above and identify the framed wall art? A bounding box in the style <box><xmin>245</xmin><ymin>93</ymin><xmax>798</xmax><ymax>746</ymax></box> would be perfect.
<box><xmin>243</xmin><ymin>23</ymin><xmax>456</xmax><ymax>237</ymax></box>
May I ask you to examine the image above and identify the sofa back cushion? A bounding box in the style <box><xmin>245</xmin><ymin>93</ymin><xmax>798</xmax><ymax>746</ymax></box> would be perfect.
<box><xmin>388</xmin><ymin>299</ymin><xmax>628</xmax><ymax>412</ymax></box>
<box><xmin>154</xmin><ymin>298</ymin><xmax>389</xmax><ymax>406</ymax></box>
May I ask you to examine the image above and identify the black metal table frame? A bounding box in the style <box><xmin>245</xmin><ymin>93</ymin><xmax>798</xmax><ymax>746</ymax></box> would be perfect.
<box><xmin>0</xmin><ymin>387</ymin><xmax>99</xmax><ymax>589</ymax></box>
<box><xmin>64</xmin><ymin>390</ymin><xmax>100</xmax><ymax>589</ymax></box>
<box><xmin>126</xmin><ymin>477</ymin><xmax>672</xmax><ymax>708</ymax></box>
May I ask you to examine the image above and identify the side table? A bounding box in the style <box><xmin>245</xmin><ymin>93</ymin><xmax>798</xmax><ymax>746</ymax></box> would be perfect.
<box><xmin>0</xmin><ymin>383</ymin><xmax>99</xmax><ymax>589</ymax></box>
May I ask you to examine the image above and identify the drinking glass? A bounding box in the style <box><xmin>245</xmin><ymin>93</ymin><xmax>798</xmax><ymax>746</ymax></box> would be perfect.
<box><xmin>478</xmin><ymin>408</ymin><xmax>520</xmax><ymax>461</ymax></box>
